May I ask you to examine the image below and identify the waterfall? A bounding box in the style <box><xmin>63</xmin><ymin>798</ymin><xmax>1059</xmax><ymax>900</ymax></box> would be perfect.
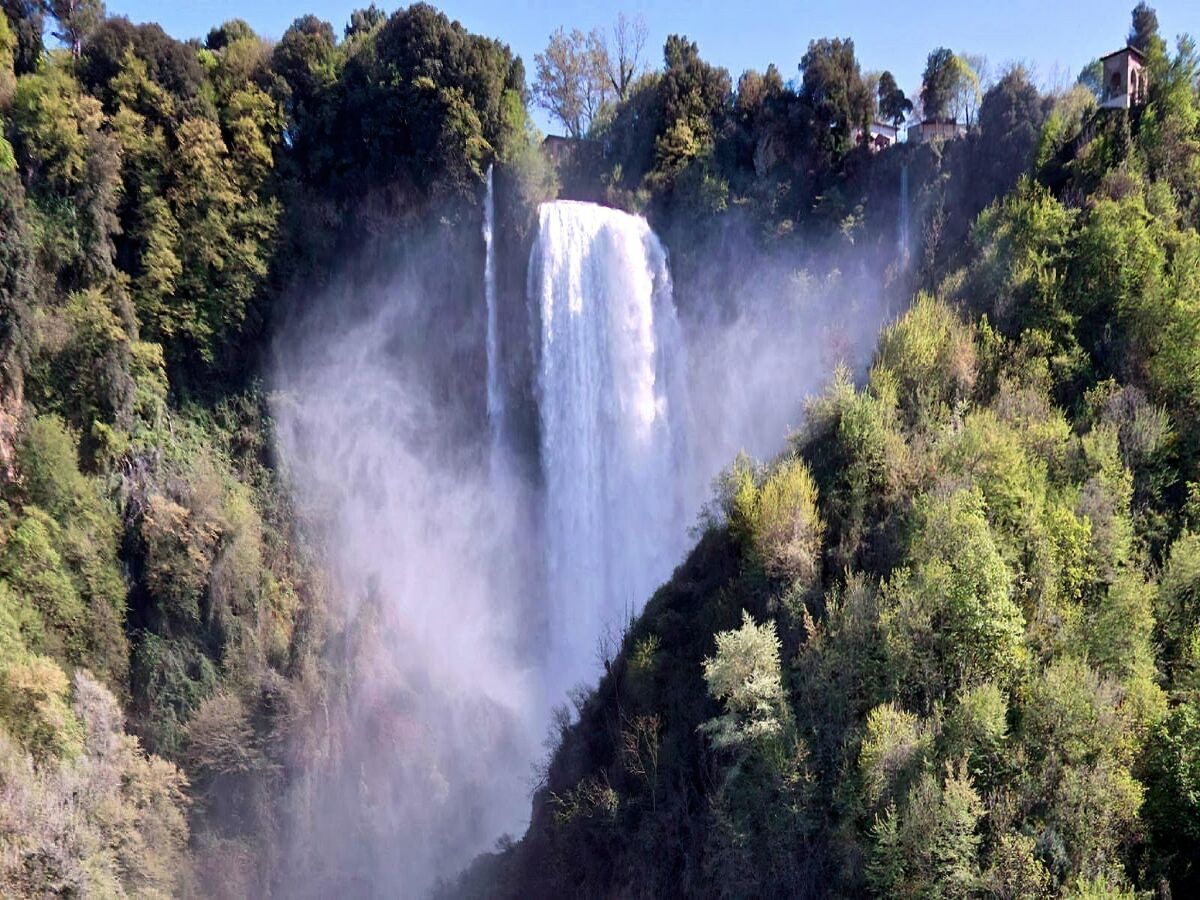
<box><xmin>899</xmin><ymin>161</ymin><xmax>910</xmax><ymax>265</ymax></box>
<box><xmin>483</xmin><ymin>165</ymin><xmax>504</xmax><ymax>459</ymax></box>
<box><xmin>529</xmin><ymin>201</ymin><xmax>689</xmax><ymax>689</ymax></box>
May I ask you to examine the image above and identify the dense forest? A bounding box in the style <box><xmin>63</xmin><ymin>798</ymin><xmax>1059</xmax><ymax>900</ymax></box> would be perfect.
<box><xmin>0</xmin><ymin>0</ymin><xmax>1198</xmax><ymax>897</ymax></box>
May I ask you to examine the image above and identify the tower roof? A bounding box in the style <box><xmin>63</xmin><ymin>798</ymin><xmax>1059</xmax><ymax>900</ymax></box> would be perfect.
<box><xmin>1099</xmin><ymin>45</ymin><xmax>1147</xmax><ymax>63</ymax></box>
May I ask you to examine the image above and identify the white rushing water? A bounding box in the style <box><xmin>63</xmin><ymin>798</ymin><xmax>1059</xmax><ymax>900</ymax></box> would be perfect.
<box><xmin>529</xmin><ymin>201</ymin><xmax>690</xmax><ymax>691</ymax></box>
<box><xmin>483</xmin><ymin>165</ymin><xmax>504</xmax><ymax>460</ymax></box>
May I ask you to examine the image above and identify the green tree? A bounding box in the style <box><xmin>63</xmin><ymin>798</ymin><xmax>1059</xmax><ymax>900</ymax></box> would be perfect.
<box><xmin>1157</xmin><ymin>531</ymin><xmax>1200</xmax><ymax>687</ymax></box>
<box><xmin>1078</xmin><ymin>58</ymin><xmax>1104</xmax><ymax>99</ymax></box>
<box><xmin>1</xmin><ymin>0</ymin><xmax>42</xmax><ymax>75</ymax></box>
<box><xmin>205</xmin><ymin>18</ymin><xmax>256</xmax><ymax>51</ymax></box>
<box><xmin>0</xmin><ymin>164</ymin><xmax>34</xmax><ymax>393</ymax></box>
<box><xmin>1128</xmin><ymin>2</ymin><xmax>1163</xmax><ymax>56</ymax></box>
<box><xmin>701</xmin><ymin>611</ymin><xmax>790</xmax><ymax>752</ymax></box>
<box><xmin>859</xmin><ymin>702</ymin><xmax>931</xmax><ymax>808</ymax></box>
<box><xmin>871</xmin><ymin>293</ymin><xmax>977</xmax><ymax>426</ymax></box>
<box><xmin>977</xmin><ymin>67</ymin><xmax>1048</xmax><ymax>200</ymax></box>
<box><xmin>40</xmin><ymin>0</ymin><xmax>103</xmax><ymax>57</ymax></box>
<box><xmin>0</xmin><ymin>12</ymin><xmax>15</xmax><ymax>107</ymax></box>
<box><xmin>868</xmin><ymin>765</ymin><xmax>985</xmax><ymax>898</ymax></box>
<box><xmin>921</xmin><ymin>47</ymin><xmax>957</xmax><ymax>120</ymax></box>
<box><xmin>799</xmin><ymin>37</ymin><xmax>872</xmax><ymax>156</ymax></box>
<box><xmin>735</xmin><ymin>456</ymin><xmax>825</xmax><ymax>585</ymax></box>
<box><xmin>1143</xmin><ymin>701</ymin><xmax>1200</xmax><ymax>890</ymax></box>
<box><xmin>951</xmin><ymin>54</ymin><xmax>982</xmax><ymax>125</ymax></box>
<box><xmin>877</xmin><ymin>70</ymin><xmax>912</xmax><ymax>126</ymax></box>
<box><xmin>345</xmin><ymin>5</ymin><xmax>383</xmax><ymax>40</ymax></box>
<box><xmin>882</xmin><ymin>489</ymin><xmax>1024</xmax><ymax>705</ymax></box>
<box><xmin>9</xmin><ymin>64</ymin><xmax>103</xmax><ymax>193</ymax></box>
<box><xmin>532</xmin><ymin>26</ymin><xmax>610</xmax><ymax>138</ymax></box>
<box><xmin>158</xmin><ymin>116</ymin><xmax>278</xmax><ymax>369</ymax></box>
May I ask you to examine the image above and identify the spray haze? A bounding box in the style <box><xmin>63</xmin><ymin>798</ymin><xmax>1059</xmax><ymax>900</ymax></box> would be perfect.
<box><xmin>271</xmin><ymin>254</ymin><xmax>540</xmax><ymax>897</ymax></box>
<box><xmin>270</xmin><ymin>179</ymin><xmax>904</xmax><ymax>896</ymax></box>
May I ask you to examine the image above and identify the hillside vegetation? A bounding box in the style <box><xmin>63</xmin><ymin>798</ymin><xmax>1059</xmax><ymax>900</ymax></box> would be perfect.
<box><xmin>0</xmin><ymin>3</ymin><xmax>535</xmax><ymax>893</ymax></box>
<box><xmin>466</xmin><ymin>15</ymin><xmax>1200</xmax><ymax>900</ymax></box>
<box><xmin>0</xmin><ymin>0</ymin><xmax>1198</xmax><ymax>897</ymax></box>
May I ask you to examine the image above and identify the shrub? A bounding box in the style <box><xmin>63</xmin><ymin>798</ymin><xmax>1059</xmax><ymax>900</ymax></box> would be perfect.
<box><xmin>0</xmin><ymin>670</ymin><xmax>190</xmax><ymax>897</ymax></box>
<box><xmin>27</xmin><ymin>287</ymin><xmax>135</xmax><ymax>434</ymax></box>
<box><xmin>0</xmin><ymin>508</ymin><xmax>87</xmax><ymax>660</ymax></box>
<box><xmin>140</xmin><ymin>492</ymin><xmax>218</xmax><ymax>628</ymax></box>
<box><xmin>859</xmin><ymin>702</ymin><xmax>931</xmax><ymax>808</ymax></box>
<box><xmin>747</xmin><ymin>456</ymin><xmax>824</xmax><ymax>585</ymax></box>
<box><xmin>701</xmin><ymin>611</ymin><xmax>789</xmax><ymax>752</ymax></box>
<box><xmin>0</xmin><ymin>654</ymin><xmax>82</xmax><ymax>759</ymax></box>
<box><xmin>882</xmin><ymin>489</ymin><xmax>1023</xmax><ymax>703</ymax></box>
<box><xmin>943</xmin><ymin>682</ymin><xmax>1008</xmax><ymax>788</ymax></box>
<box><xmin>1158</xmin><ymin>531</ymin><xmax>1200</xmax><ymax>688</ymax></box>
<box><xmin>868</xmin><ymin>764</ymin><xmax>984</xmax><ymax>898</ymax></box>
<box><xmin>871</xmin><ymin>293</ymin><xmax>976</xmax><ymax>425</ymax></box>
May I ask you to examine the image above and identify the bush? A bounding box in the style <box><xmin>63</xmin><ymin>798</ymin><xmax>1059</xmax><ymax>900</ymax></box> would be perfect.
<box><xmin>0</xmin><ymin>670</ymin><xmax>190</xmax><ymax>897</ymax></box>
<box><xmin>882</xmin><ymin>488</ymin><xmax>1023</xmax><ymax>704</ymax></box>
<box><xmin>140</xmin><ymin>492</ymin><xmax>218</xmax><ymax>629</ymax></box>
<box><xmin>27</xmin><ymin>287</ymin><xmax>135</xmax><ymax>435</ymax></box>
<box><xmin>701</xmin><ymin>611</ymin><xmax>789</xmax><ymax>752</ymax></box>
<box><xmin>745</xmin><ymin>456</ymin><xmax>824</xmax><ymax>585</ymax></box>
<box><xmin>871</xmin><ymin>293</ymin><xmax>976</xmax><ymax>425</ymax></box>
<box><xmin>868</xmin><ymin>764</ymin><xmax>984</xmax><ymax>898</ymax></box>
<box><xmin>0</xmin><ymin>654</ymin><xmax>82</xmax><ymax>759</ymax></box>
<box><xmin>1143</xmin><ymin>701</ymin><xmax>1200</xmax><ymax>887</ymax></box>
<box><xmin>8</xmin><ymin>415</ymin><xmax>127</xmax><ymax>681</ymax></box>
<box><xmin>1</xmin><ymin>509</ymin><xmax>87</xmax><ymax>660</ymax></box>
<box><xmin>859</xmin><ymin>702</ymin><xmax>931</xmax><ymax>808</ymax></box>
<box><xmin>1158</xmin><ymin>531</ymin><xmax>1200</xmax><ymax>688</ymax></box>
<box><xmin>942</xmin><ymin>682</ymin><xmax>1008</xmax><ymax>788</ymax></box>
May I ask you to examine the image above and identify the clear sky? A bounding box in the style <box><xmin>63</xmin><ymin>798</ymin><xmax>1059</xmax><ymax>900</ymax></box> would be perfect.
<box><xmin>107</xmin><ymin>0</ymin><xmax>1197</xmax><ymax>132</ymax></box>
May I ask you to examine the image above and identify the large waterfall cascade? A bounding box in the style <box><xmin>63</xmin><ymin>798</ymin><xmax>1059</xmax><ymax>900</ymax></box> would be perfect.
<box><xmin>526</xmin><ymin>200</ymin><xmax>690</xmax><ymax>690</ymax></box>
<box><xmin>274</xmin><ymin>172</ymin><xmax>892</xmax><ymax>894</ymax></box>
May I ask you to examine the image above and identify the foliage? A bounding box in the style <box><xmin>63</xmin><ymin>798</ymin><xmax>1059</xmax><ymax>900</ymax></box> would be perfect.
<box><xmin>532</xmin><ymin>26</ymin><xmax>609</xmax><ymax>139</ymax></box>
<box><xmin>1</xmin><ymin>2</ymin><xmax>1199</xmax><ymax>898</ymax></box>
<box><xmin>0</xmin><ymin>670</ymin><xmax>189</xmax><ymax>897</ymax></box>
<box><xmin>799</xmin><ymin>37</ymin><xmax>872</xmax><ymax>158</ymax></box>
<box><xmin>922</xmin><ymin>47</ymin><xmax>958</xmax><ymax>120</ymax></box>
<box><xmin>497</xmin><ymin>20</ymin><xmax>1200</xmax><ymax>892</ymax></box>
<box><xmin>701</xmin><ymin>611</ymin><xmax>789</xmax><ymax>751</ymax></box>
<box><xmin>732</xmin><ymin>455</ymin><xmax>825</xmax><ymax>586</ymax></box>
<box><xmin>882</xmin><ymin>488</ymin><xmax>1024</xmax><ymax>704</ymax></box>
<box><xmin>877</xmin><ymin>70</ymin><xmax>912</xmax><ymax>127</ymax></box>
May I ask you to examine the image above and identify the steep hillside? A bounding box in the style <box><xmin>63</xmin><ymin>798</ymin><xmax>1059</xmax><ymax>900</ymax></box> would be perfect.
<box><xmin>462</xmin><ymin>25</ymin><xmax>1200</xmax><ymax>900</ymax></box>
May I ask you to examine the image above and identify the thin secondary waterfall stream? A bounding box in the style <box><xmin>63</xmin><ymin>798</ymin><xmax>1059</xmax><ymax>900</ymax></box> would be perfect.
<box><xmin>483</xmin><ymin>165</ymin><xmax>504</xmax><ymax>460</ymax></box>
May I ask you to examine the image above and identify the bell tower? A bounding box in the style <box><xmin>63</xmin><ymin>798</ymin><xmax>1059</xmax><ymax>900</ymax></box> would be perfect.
<box><xmin>1100</xmin><ymin>46</ymin><xmax>1148</xmax><ymax>109</ymax></box>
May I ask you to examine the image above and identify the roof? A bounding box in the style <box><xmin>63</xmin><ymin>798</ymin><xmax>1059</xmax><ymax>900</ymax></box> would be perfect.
<box><xmin>1099</xmin><ymin>45</ymin><xmax>1147</xmax><ymax>63</ymax></box>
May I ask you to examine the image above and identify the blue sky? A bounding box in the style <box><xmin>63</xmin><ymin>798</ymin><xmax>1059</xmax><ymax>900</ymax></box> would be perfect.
<box><xmin>109</xmin><ymin>0</ymin><xmax>1196</xmax><ymax>132</ymax></box>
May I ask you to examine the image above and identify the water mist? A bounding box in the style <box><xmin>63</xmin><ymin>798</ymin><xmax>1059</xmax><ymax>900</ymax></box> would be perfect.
<box><xmin>271</xmin><ymin>256</ymin><xmax>540</xmax><ymax>897</ymax></box>
<box><xmin>271</xmin><ymin>177</ymin><xmax>897</xmax><ymax>896</ymax></box>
